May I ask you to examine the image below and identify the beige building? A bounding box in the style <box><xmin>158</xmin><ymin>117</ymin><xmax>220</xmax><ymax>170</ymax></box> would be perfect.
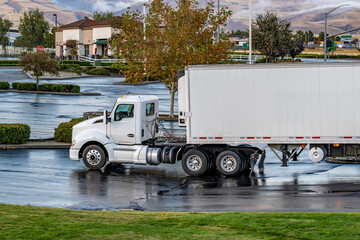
<box><xmin>55</xmin><ymin>17</ymin><xmax>120</xmax><ymax>59</ymax></box>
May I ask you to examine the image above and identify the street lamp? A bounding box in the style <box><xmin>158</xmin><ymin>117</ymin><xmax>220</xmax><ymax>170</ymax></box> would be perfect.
<box><xmin>216</xmin><ymin>0</ymin><xmax>220</xmax><ymax>43</ymax></box>
<box><xmin>324</xmin><ymin>4</ymin><xmax>349</xmax><ymax>62</ymax></box>
<box><xmin>53</xmin><ymin>13</ymin><xmax>57</xmax><ymax>29</ymax></box>
<box><xmin>248</xmin><ymin>0</ymin><xmax>252</xmax><ymax>64</ymax></box>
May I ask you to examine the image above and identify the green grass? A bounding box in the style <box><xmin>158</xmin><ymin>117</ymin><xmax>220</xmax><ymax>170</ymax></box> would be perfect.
<box><xmin>1</xmin><ymin>205</ymin><xmax>360</xmax><ymax>239</ymax></box>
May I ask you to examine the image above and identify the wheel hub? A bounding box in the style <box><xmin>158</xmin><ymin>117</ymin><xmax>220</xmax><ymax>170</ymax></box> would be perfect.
<box><xmin>187</xmin><ymin>155</ymin><xmax>202</xmax><ymax>171</ymax></box>
<box><xmin>221</xmin><ymin>156</ymin><xmax>237</xmax><ymax>172</ymax></box>
<box><xmin>87</xmin><ymin>150</ymin><xmax>101</xmax><ymax>165</ymax></box>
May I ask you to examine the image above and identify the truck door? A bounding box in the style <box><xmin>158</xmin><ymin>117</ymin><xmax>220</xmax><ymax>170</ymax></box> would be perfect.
<box><xmin>110</xmin><ymin>104</ymin><xmax>136</xmax><ymax>144</ymax></box>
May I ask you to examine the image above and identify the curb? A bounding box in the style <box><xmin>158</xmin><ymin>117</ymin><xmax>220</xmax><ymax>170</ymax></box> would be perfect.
<box><xmin>0</xmin><ymin>89</ymin><xmax>101</xmax><ymax>96</ymax></box>
<box><xmin>0</xmin><ymin>140</ymin><xmax>71</xmax><ymax>150</ymax></box>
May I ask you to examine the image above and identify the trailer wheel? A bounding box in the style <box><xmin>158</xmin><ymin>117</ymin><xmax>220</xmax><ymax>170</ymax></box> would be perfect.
<box><xmin>182</xmin><ymin>149</ymin><xmax>208</xmax><ymax>176</ymax></box>
<box><xmin>216</xmin><ymin>150</ymin><xmax>245</xmax><ymax>176</ymax></box>
<box><xmin>82</xmin><ymin>145</ymin><xmax>106</xmax><ymax>169</ymax></box>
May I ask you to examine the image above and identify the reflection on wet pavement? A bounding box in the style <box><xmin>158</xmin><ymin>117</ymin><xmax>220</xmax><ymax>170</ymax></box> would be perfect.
<box><xmin>2</xmin><ymin>148</ymin><xmax>360</xmax><ymax>212</ymax></box>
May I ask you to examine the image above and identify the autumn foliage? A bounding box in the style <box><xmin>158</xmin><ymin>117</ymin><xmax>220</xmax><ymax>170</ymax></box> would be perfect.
<box><xmin>111</xmin><ymin>0</ymin><xmax>232</xmax><ymax>116</ymax></box>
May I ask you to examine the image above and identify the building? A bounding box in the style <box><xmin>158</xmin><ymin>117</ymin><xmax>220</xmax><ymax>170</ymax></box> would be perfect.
<box><xmin>55</xmin><ymin>17</ymin><xmax>120</xmax><ymax>59</ymax></box>
<box><xmin>228</xmin><ymin>34</ymin><xmax>248</xmax><ymax>49</ymax></box>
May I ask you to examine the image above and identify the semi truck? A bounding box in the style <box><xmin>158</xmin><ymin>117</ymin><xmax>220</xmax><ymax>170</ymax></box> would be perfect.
<box><xmin>70</xmin><ymin>63</ymin><xmax>360</xmax><ymax>177</ymax></box>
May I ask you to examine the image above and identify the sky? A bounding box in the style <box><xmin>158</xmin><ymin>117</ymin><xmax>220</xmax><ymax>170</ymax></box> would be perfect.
<box><xmin>53</xmin><ymin>0</ymin><xmax>360</xmax><ymax>14</ymax></box>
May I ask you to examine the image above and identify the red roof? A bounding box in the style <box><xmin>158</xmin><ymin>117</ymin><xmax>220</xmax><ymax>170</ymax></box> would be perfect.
<box><xmin>59</xmin><ymin>16</ymin><xmax>122</xmax><ymax>30</ymax></box>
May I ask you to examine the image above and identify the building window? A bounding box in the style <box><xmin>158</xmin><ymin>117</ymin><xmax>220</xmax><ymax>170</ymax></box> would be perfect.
<box><xmin>84</xmin><ymin>45</ymin><xmax>89</xmax><ymax>56</ymax></box>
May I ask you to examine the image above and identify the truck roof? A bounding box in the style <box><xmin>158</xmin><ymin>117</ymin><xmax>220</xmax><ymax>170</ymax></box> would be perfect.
<box><xmin>116</xmin><ymin>95</ymin><xmax>158</xmax><ymax>103</ymax></box>
<box><xmin>186</xmin><ymin>62</ymin><xmax>360</xmax><ymax>71</ymax></box>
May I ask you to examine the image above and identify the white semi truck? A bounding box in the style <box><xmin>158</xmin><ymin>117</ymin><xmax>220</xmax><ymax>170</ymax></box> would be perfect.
<box><xmin>70</xmin><ymin>63</ymin><xmax>360</xmax><ymax>176</ymax></box>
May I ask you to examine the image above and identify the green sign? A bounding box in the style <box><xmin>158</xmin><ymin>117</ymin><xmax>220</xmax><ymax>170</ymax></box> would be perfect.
<box><xmin>243</xmin><ymin>43</ymin><xmax>248</xmax><ymax>49</ymax></box>
<box><xmin>329</xmin><ymin>41</ymin><xmax>336</xmax><ymax>51</ymax></box>
<box><xmin>340</xmin><ymin>35</ymin><xmax>352</xmax><ymax>39</ymax></box>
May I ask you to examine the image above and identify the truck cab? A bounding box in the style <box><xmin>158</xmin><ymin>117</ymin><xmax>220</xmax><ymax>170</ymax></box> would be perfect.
<box><xmin>70</xmin><ymin>95</ymin><xmax>160</xmax><ymax>169</ymax></box>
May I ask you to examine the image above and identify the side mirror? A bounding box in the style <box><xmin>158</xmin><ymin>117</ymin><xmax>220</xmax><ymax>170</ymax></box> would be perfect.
<box><xmin>104</xmin><ymin>110</ymin><xmax>110</xmax><ymax>124</ymax></box>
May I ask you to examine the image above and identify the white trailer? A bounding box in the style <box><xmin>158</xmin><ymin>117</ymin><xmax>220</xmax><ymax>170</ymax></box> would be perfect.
<box><xmin>70</xmin><ymin>63</ymin><xmax>360</xmax><ymax>177</ymax></box>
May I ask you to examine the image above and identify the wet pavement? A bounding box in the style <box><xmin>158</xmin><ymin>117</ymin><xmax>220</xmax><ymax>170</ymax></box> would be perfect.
<box><xmin>1</xmin><ymin>146</ymin><xmax>360</xmax><ymax>212</ymax></box>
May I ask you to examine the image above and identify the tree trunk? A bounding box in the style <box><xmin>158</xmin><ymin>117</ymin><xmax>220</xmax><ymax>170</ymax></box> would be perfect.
<box><xmin>2</xmin><ymin>45</ymin><xmax>6</xmax><ymax>56</ymax></box>
<box><xmin>36</xmin><ymin>75</ymin><xmax>39</xmax><ymax>90</ymax></box>
<box><xmin>169</xmin><ymin>82</ymin><xmax>175</xmax><ymax>118</ymax></box>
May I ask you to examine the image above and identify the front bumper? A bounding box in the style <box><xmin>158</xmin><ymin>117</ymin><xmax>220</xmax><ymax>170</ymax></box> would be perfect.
<box><xmin>69</xmin><ymin>148</ymin><xmax>80</xmax><ymax>161</ymax></box>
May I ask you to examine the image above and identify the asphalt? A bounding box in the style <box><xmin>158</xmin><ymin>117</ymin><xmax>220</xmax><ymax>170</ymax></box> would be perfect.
<box><xmin>1</xmin><ymin>146</ymin><xmax>360</xmax><ymax>212</ymax></box>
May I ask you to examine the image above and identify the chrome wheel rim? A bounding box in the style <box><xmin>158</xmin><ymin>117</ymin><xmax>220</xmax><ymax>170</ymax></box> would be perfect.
<box><xmin>86</xmin><ymin>149</ymin><xmax>102</xmax><ymax>165</ymax></box>
<box><xmin>220</xmin><ymin>155</ymin><xmax>237</xmax><ymax>172</ymax></box>
<box><xmin>186</xmin><ymin>155</ymin><xmax>203</xmax><ymax>171</ymax></box>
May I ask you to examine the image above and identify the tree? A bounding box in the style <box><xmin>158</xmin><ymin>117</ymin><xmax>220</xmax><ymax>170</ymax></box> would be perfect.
<box><xmin>252</xmin><ymin>12</ymin><xmax>292</xmax><ymax>62</ymax></box>
<box><xmin>111</xmin><ymin>0</ymin><xmax>232</xmax><ymax>117</ymax></box>
<box><xmin>289</xmin><ymin>38</ymin><xmax>304</xmax><ymax>60</ymax></box>
<box><xmin>66</xmin><ymin>40</ymin><xmax>78</xmax><ymax>60</ymax></box>
<box><xmin>44</xmin><ymin>27</ymin><xmax>56</xmax><ymax>48</ymax></box>
<box><xmin>93</xmin><ymin>11</ymin><xmax>114</xmax><ymax>21</ymax></box>
<box><xmin>0</xmin><ymin>17</ymin><xmax>13</xmax><ymax>56</ymax></box>
<box><xmin>16</xmin><ymin>9</ymin><xmax>50</xmax><ymax>50</ymax></box>
<box><xmin>20</xmin><ymin>52</ymin><xmax>59</xmax><ymax>90</ymax></box>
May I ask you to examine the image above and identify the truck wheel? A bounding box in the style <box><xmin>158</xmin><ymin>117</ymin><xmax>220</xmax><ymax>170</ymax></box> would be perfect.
<box><xmin>82</xmin><ymin>145</ymin><xmax>106</xmax><ymax>169</ymax></box>
<box><xmin>182</xmin><ymin>149</ymin><xmax>208</xmax><ymax>176</ymax></box>
<box><xmin>216</xmin><ymin>150</ymin><xmax>245</xmax><ymax>176</ymax></box>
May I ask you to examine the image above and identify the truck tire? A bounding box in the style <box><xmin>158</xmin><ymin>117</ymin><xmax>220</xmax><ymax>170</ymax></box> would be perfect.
<box><xmin>82</xmin><ymin>145</ymin><xmax>107</xmax><ymax>169</ymax></box>
<box><xmin>182</xmin><ymin>149</ymin><xmax>208</xmax><ymax>176</ymax></box>
<box><xmin>216</xmin><ymin>150</ymin><xmax>245</xmax><ymax>176</ymax></box>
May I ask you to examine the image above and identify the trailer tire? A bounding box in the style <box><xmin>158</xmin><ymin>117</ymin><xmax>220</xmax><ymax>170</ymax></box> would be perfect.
<box><xmin>216</xmin><ymin>150</ymin><xmax>245</xmax><ymax>176</ymax></box>
<box><xmin>82</xmin><ymin>145</ymin><xmax>106</xmax><ymax>169</ymax></box>
<box><xmin>182</xmin><ymin>149</ymin><xmax>208</xmax><ymax>176</ymax></box>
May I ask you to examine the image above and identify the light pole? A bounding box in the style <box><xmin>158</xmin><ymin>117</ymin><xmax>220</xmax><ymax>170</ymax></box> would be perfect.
<box><xmin>216</xmin><ymin>0</ymin><xmax>220</xmax><ymax>43</ymax></box>
<box><xmin>53</xmin><ymin>13</ymin><xmax>57</xmax><ymax>29</ymax></box>
<box><xmin>248</xmin><ymin>0</ymin><xmax>252</xmax><ymax>64</ymax></box>
<box><xmin>324</xmin><ymin>4</ymin><xmax>349</xmax><ymax>62</ymax></box>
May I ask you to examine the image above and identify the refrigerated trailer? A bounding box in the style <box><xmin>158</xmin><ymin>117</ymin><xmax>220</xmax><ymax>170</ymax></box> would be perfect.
<box><xmin>70</xmin><ymin>63</ymin><xmax>360</xmax><ymax>176</ymax></box>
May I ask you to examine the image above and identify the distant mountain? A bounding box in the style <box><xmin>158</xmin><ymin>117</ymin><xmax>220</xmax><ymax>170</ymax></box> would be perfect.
<box><xmin>114</xmin><ymin>0</ymin><xmax>360</xmax><ymax>34</ymax></box>
<box><xmin>2</xmin><ymin>0</ymin><xmax>360</xmax><ymax>35</ymax></box>
<box><xmin>0</xmin><ymin>0</ymin><xmax>91</xmax><ymax>28</ymax></box>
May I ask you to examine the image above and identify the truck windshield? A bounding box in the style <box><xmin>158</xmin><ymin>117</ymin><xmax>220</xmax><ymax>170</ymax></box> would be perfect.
<box><xmin>114</xmin><ymin>104</ymin><xmax>134</xmax><ymax>121</ymax></box>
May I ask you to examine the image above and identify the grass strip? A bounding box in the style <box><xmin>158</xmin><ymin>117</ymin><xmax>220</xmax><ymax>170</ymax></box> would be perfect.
<box><xmin>1</xmin><ymin>204</ymin><xmax>360</xmax><ymax>239</ymax></box>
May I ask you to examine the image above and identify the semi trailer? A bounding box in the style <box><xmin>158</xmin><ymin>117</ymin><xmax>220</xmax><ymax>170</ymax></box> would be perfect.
<box><xmin>70</xmin><ymin>63</ymin><xmax>360</xmax><ymax>176</ymax></box>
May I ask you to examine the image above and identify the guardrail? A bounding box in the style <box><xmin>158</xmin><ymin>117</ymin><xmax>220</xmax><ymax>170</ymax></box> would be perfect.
<box><xmin>228</xmin><ymin>54</ymin><xmax>264</xmax><ymax>63</ymax></box>
<box><xmin>78</xmin><ymin>56</ymin><xmax>125</xmax><ymax>66</ymax></box>
<box><xmin>78</xmin><ymin>54</ymin><xmax>265</xmax><ymax>66</ymax></box>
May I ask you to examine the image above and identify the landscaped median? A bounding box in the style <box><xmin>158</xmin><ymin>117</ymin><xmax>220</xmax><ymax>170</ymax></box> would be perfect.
<box><xmin>54</xmin><ymin>117</ymin><xmax>87</xmax><ymax>143</ymax></box>
<box><xmin>1</xmin><ymin>204</ymin><xmax>360</xmax><ymax>239</ymax></box>
<box><xmin>0</xmin><ymin>81</ymin><xmax>100</xmax><ymax>96</ymax></box>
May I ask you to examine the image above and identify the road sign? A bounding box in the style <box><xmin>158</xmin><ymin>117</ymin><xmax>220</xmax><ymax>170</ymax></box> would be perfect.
<box><xmin>36</xmin><ymin>45</ymin><xmax>44</xmax><ymax>53</ymax></box>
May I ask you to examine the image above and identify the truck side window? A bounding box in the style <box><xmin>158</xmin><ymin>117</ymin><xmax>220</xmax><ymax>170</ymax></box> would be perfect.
<box><xmin>114</xmin><ymin>104</ymin><xmax>134</xmax><ymax>121</ymax></box>
<box><xmin>146</xmin><ymin>103</ymin><xmax>155</xmax><ymax>116</ymax></box>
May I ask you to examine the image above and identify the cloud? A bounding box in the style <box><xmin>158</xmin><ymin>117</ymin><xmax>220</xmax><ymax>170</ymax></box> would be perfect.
<box><xmin>91</xmin><ymin>0</ymin><xmax>143</xmax><ymax>12</ymax></box>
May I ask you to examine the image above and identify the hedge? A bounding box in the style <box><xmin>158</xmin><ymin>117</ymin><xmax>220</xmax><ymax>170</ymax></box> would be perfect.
<box><xmin>0</xmin><ymin>60</ymin><xmax>20</xmax><ymax>66</ymax></box>
<box><xmin>12</xmin><ymin>82</ymin><xmax>80</xmax><ymax>93</ymax></box>
<box><xmin>38</xmin><ymin>84</ymin><xmax>80</xmax><ymax>93</ymax></box>
<box><xmin>61</xmin><ymin>61</ymin><xmax>91</xmax><ymax>66</ymax></box>
<box><xmin>0</xmin><ymin>81</ymin><xmax>10</xmax><ymax>89</ymax></box>
<box><xmin>54</xmin><ymin>117</ymin><xmax>87</xmax><ymax>143</ymax></box>
<box><xmin>12</xmin><ymin>82</ymin><xmax>36</xmax><ymax>91</ymax></box>
<box><xmin>0</xmin><ymin>124</ymin><xmax>30</xmax><ymax>144</ymax></box>
<box><xmin>86</xmin><ymin>67</ymin><xmax>111</xmax><ymax>76</ymax></box>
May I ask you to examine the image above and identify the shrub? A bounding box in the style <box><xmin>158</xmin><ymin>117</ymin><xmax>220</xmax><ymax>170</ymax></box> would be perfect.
<box><xmin>12</xmin><ymin>82</ymin><xmax>36</xmax><ymax>91</ymax></box>
<box><xmin>0</xmin><ymin>60</ymin><xmax>20</xmax><ymax>66</ymax></box>
<box><xmin>54</xmin><ymin>117</ymin><xmax>87</xmax><ymax>143</ymax></box>
<box><xmin>61</xmin><ymin>60</ymin><xmax>91</xmax><ymax>66</ymax></box>
<box><xmin>0</xmin><ymin>81</ymin><xmax>10</xmax><ymax>89</ymax></box>
<box><xmin>0</xmin><ymin>124</ymin><xmax>30</xmax><ymax>144</ymax></box>
<box><xmin>103</xmin><ymin>67</ymin><xmax>122</xmax><ymax>74</ymax></box>
<box><xmin>14</xmin><ymin>82</ymin><xmax>80</xmax><ymax>93</ymax></box>
<box><xmin>86</xmin><ymin>67</ymin><xmax>111</xmax><ymax>76</ymax></box>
